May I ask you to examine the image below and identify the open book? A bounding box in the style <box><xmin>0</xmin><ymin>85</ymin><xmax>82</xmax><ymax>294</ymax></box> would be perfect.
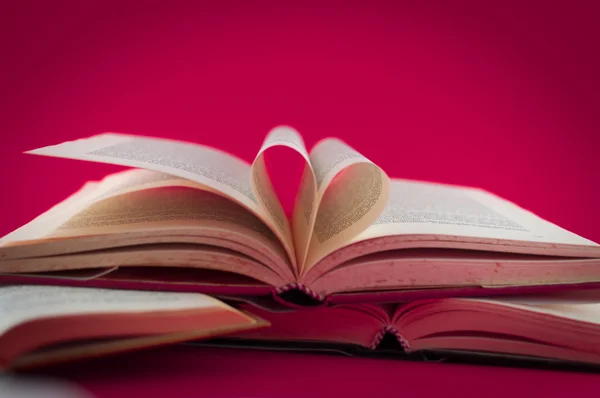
<box><xmin>1</xmin><ymin>126</ymin><xmax>600</xmax><ymax>306</ymax></box>
<box><xmin>0</xmin><ymin>285</ymin><xmax>265</xmax><ymax>371</ymax></box>
<box><xmin>216</xmin><ymin>294</ymin><xmax>600</xmax><ymax>367</ymax></box>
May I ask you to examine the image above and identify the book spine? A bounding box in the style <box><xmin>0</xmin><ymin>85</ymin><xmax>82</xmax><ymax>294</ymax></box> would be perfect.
<box><xmin>275</xmin><ymin>283</ymin><xmax>326</xmax><ymax>302</ymax></box>
<box><xmin>370</xmin><ymin>325</ymin><xmax>411</xmax><ymax>352</ymax></box>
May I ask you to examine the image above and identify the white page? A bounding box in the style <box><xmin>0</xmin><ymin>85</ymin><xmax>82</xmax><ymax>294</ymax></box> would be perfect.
<box><xmin>302</xmin><ymin>138</ymin><xmax>390</xmax><ymax>269</ymax></box>
<box><xmin>0</xmin><ymin>285</ymin><xmax>224</xmax><ymax>336</ymax></box>
<box><xmin>26</xmin><ymin>134</ymin><xmax>294</xmax><ymax>263</ymax></box>
<box><xmin>250</xmin><ymin>126</ymin><xmax>310</xmax><ymax>265</ymax></box>
<box><xmin>27</xmin><ymin>133</ymin><xmax>264</xmax><ymax>223</ymax></box>
<box><xmin>353</xmin><ymin>178</ymin><xmax>599</xmax><ymax>248</ymax></box>
<box><xmin>474</xmin><ymin>297</ymin><xmax>600</xmax><ymax>325</ymax></box>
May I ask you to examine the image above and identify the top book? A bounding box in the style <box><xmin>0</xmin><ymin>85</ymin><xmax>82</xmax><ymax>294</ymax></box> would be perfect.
<box><xmin>1</xmin><ymin>126</ymin><xmax>599</xmax><ymax>306</ymax></box>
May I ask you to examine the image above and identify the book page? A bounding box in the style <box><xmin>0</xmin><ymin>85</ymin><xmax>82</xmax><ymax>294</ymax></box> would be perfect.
<box><xmin>0</xmin><ymin>285</ymin><xmax>227</xmax><ymax>336</ymax></box>
<box><xmin>0</xmin><ymin>169</ymin><xmax>197</xmax><ymax>245</ymax></box>
<box><xmin>26</xmin><ymin>133</ymin><xmax>293</xmax><ymax>263</ymax></box>
<box><xmin>301</xmin><ymin>139</ymin><xmax>391</xmax><ymax>272</ymax></box>
<box><xmin>474</xmin><ymin>298</ymin><xmax>600</xmax><ymax>325</ymax></box>
<box><xmin>1</xmin><ymin>169</ymin><xmax>273</xmax><ymax>246</ymax></box>
<box><xmin>52</xmin><ymin>186</ymin><xmax>281</xmax><ymax>246</ymax></box>
<box><xmin>84</xmin><ymin>168</ymin><xmax>208</xmax><ymax>202</ymax></box>
<box><xmin>293</xmin><ymin>164</ymin><xmax>319</xmax><ymax>268</ymax></box>
<box><xmin>0</xmin><ymin>170</ymin><xmax>291</xmax><ymax>276</ymax></box>
<box><xmin>251</xmin><ymin>126</ymin><xmax>308</xmax><ymax>269</ymax></box>
<box><xmin>352</xmin><ymin>179</ymin><xmax>600</xmax><ymax>249</ymax></box>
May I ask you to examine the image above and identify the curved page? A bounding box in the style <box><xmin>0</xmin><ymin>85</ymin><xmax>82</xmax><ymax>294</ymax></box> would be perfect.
<box><xmin>301</xmin><ymin>138</ymin><xmax>390</xmax><ymax>273</ymax></box>
<box><xmin>0</xmin><ymin>285</ymin><xmax>229</xmax><ymax>337</ymax></box>
<box><xmin>0</xmin><ymin>169</ymin><xmax>293</xmax><ymax>282</ymax></box>
<box><xmin>25</xmin><ymin>133</ymin><xmax>293</xmax><ymax>265</ymax></box>
<box><xmin>251</xmin><ymin>126</ymin><xmax>309</xmax><ymax>269</ymax></box>
<box><xmin>355</xmin><ymin>179</ymin><xmax>600</xmax><ymax>250</ymax></box>
<box><xmin>305</xmin><ymin>178</ymin><xmax>600</xmax><ymax>285</ymax></box>
<box><xmin>251</xmin><ymin>126</ymin><xmax>391</xmax><ymax>274</ymax></box>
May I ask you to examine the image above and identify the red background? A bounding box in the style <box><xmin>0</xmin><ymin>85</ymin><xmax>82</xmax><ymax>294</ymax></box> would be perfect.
<box><xmin>1</xmin><ymin>1</ymin><xmax>600</xmax><ymax>396</ymax></box>
<box><xmin>2</xmin><ymin>1</ymin><xmax>600</xmax><ymax>243</ymax></box>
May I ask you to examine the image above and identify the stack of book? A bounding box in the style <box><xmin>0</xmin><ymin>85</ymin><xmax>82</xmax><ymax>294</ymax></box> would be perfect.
<box><xmin>1</xmin><ymin>126</ymin><xmax>600</xmax><ymax>371</ymax></box>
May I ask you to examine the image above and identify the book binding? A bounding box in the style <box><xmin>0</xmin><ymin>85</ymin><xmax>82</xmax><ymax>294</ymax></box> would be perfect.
<box><xmin>370</xmin><ymin>325</ymin><xmax>410</xmax><ymax>352</ymax></box>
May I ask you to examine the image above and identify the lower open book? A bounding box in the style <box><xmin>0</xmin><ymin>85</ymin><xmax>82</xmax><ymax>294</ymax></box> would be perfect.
<box><xmin>0</xmin><ymin>285</ymin><xmax>267</xmax><ymax>371</ymax></box>
<box><xmin>194</xmin><ymin>293</ymin><xmax>600</xmax><ymax>371</ymax></box>
<box><xmin>2</xmin><ymin>285</ymin><xmax>600</xmax><ymax>372</ymax></box>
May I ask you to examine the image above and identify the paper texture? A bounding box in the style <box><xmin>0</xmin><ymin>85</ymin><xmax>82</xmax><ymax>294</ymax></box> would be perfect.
<box><xmin>301</xmin><ymin>138</ymin><xmax>390</xmax><ymax>271</ymax></box>
<box><xmin>353</xmin><ymin>178</ymin><xmax>600</xmax><ymax>248</ymax></box>
<box><xmin>54</xmin><ymin>184</ymin><xmax>279</xmax><ymax>244</ymax></box>
<box><xmin>477</xmin><ymin>297</ymin><xmax>600</xmax><ymax>324</ymax></box>
<box><xmin>251</xmin><ymin>126</ymin><xmax>308</xmax><ymax>268</ymax></box>
<box><xmin>28</xmin><ymin>133</ymin><xmax>297</xmax><ymax>268</ymax></box>
<box><xmin>24</xmin><ymin>130</ymin><xmax>392</xmax><ymax>275</ymax></box>
<box><xmin>251</xmin><ymin>127</ymin><xmax>391</xmax><ymax>272</ymax></box>
<box><xmin>85</xmin><ymin>168</ymin><xmax>203</xmax><ymax>202</ymax></box>
<box><xmin>0</xmin><ymin>169</ymin><xmax>289</xmax><ymax>267</ymax></box>
<box><xmin>0</xmin><ymin>285</ymin><xmax>223</xmax><ymax>336</ymax></box>
<box><xmin>1</xmin><ymin>169</ymin><xmax>194</xmax><ymax>246</ymax></box>
<box><xmin>28</xmin><ymin>134</ymin><xmax>255</xmax><ymax>205</ymax></box>
<box><xmin>253</xmin><ymin>126</ymin><xmax>318</xmax><ymax>269</ymax></box>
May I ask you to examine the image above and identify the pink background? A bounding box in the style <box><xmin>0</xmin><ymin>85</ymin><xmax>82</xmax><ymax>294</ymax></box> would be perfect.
<box><xmin>36</xmin><ymin>345</ymin><xmax>600</xmax><ymax>397</ymax></box>
<box><xmin>2</xmin><ymin>1</ymin><xmax>600</xmax><ymax>396</ymax></box>
<box><xmin>2</xmin><ymin>1</ymin><xmax>599</xmax><ymax>243</ymax></box>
